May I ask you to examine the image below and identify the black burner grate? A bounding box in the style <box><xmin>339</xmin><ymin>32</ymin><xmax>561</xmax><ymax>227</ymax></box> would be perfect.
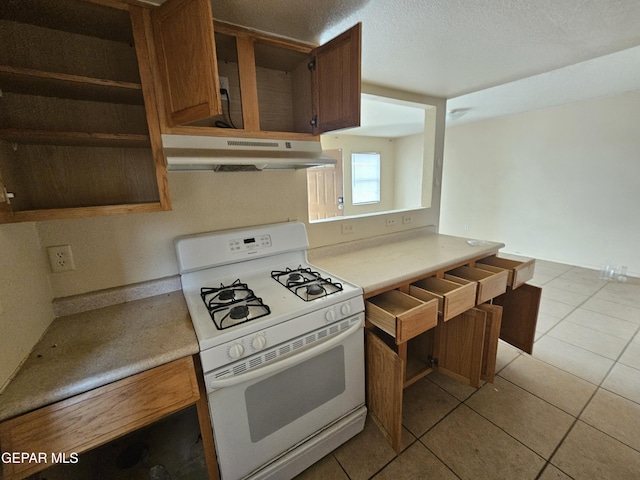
<box><xmin>200</xmin><ymin>279</ymin><xmax>270</xmax><ymax>330</ymax></box>
<box><xmin>271</xmin><ymin>266</ymin><xmax>343</xmax><ymax>302</ymax></box>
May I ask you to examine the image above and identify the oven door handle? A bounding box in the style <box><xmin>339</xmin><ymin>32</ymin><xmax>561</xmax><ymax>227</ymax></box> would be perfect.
<box><xmin>206</xmin><ymin>317</ymin><xmax>363</xmax><ymax>390</ymax></box>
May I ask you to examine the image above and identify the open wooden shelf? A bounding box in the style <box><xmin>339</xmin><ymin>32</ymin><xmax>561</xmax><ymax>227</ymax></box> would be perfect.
<box><xmin>0</xmin><ymin>129</ymin><xmax>150</xmax><ymax>148</ymax></box>
<box><xmin>0</xmin><ymin>202</ymin><xmax>166</xmax><ymax>224</ymax></box>
<box><xmin>0</xmin><ymin>65</ymin><xmax>144</xmax><ymax>105</ymax></box>
<box><xmin>0</xmin><ymin>0</ymin><xmax>134</xmax><ymax>43</ymax></box>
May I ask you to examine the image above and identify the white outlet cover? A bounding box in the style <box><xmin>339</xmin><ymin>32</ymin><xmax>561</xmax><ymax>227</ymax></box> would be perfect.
<box><xmin>47</xmin><ymin>245</ymin><xmax>75</xmax><ymax>272</ymax></box>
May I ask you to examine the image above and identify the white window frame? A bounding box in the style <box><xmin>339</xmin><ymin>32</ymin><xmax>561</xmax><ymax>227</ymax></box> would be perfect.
<box><xmin>351</xmin><ymin>152</ymin><xmax>380</xmax><ymax>205</ymax></box>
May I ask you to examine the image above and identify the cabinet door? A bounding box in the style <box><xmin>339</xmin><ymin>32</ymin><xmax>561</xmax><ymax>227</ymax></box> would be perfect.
<box><xmin>366</xmin><ymin>330</ymin><xmax>404</xmax><ymax>454</ymax></box>
<box><xmin>494</xmin><ymin>284</ymin><xmax>542</xmax><ymax>354</ymax></box>
<box><xmin>476</xmin><ymin>304</ymin><xmax>503</xmax><ymax>383</ymax></box>
<box><xmin>310</xmin><ymin>23</ymin><xmax>361</xmax><ymax>135</ymax></box>
<box><xmin>152</xmin><ymin>0</ymin><xmax>221</xmax><ymax>126</ymax></box>
<box><xmin>437</xmin><ymin>308</ymin><xmax>487</xmax><ymax>388</ymax></box>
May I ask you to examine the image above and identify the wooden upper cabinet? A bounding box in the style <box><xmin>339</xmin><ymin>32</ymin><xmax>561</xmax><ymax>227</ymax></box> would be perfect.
<box><xmin>311</xmin><ymin>23</ymin><xmax>361</xmax><ymax>135</ymax></box>
<box><xmin>0</xmin><ymin>0</ymin><xmax>171</xmax><ymax>223</ymax></box>
<box><xmin>152</xmin><ymin>0</ymin><xmax>222</xmax><ymax>127</ymax></box>
<box><xmin>149</xmin><ymin>0</ymin><xmax>361</xmax><ymax>139</ymax></box>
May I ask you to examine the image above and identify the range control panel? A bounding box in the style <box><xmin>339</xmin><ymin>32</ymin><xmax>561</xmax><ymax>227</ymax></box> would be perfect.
<box><xmin>228</xmin><ymin>234</ymin><xmax>272</xmax><ymax>253</ymax></box>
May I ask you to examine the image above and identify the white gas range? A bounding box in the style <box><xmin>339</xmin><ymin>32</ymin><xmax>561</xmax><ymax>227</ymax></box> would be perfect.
<box><xmin>176</xmin><ymin>222</ymin><xmax>366</xmax><ymax>480</ymax></box>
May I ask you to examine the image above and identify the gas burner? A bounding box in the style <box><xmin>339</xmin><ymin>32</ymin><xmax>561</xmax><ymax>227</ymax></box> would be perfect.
<box><xmin>219</xmin><ymin>290</ymin><xmax>235</xmax><ymax>301</ymax></box>
<box><xmin>271</xmin><ymin>266</ymin><xmax>343</xmax><ymax>301</ymax></box>
<box><xmin>229</xmin><ymin>305</ymin><xmax>250</xmax><ymax>320</ymax></box>
<box><xmin>306</xmin><ymin>283</ymin><xmax>325</xmax><ymax>296</ymax></box>
<box><xmin>200</xmin><ymin>280</ymin><xmax>270</xmax><ymax>330</ymax></box>
<box><xmin>288</xmin><ymin>273</ymin><xmax>302</xmax><ymax>282</ymax></box>
<box><xmin>201</xmin><ymin>279</ymin><xmax>252</xmax><ymax>308</ymax></box>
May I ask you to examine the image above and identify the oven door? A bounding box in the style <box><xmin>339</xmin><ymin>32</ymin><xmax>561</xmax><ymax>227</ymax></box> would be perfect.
<box><xmin>205</xmin><ymin>314</ymin><xmax>365</xmax><ymax>480</ymax></box>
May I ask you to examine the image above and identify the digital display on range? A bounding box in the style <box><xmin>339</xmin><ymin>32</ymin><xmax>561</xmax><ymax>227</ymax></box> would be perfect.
<box><xmin>229</xmin><ymin>234</ymin><xmax>271</xmax><ymax>253</ymax></box>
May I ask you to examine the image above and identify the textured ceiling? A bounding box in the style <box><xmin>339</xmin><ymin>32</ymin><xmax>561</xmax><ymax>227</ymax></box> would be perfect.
<box><xmin>146</xmin><ymin>0</ymin><xmax>640</xmax><ymax>126</ymax></box>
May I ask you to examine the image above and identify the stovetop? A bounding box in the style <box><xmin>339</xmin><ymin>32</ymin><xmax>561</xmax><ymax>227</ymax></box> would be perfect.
<box><xmin>176</xmin><ymin>223</ymin><xmax>364</xmax><ymax>361</ymax></box>
<box><xmin>180</xmin><ymin>256</ymin><xmax>362</xmax><ymax>351</ymax></box>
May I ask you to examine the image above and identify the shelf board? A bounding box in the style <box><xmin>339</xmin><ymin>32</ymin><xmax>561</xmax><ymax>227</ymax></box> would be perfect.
<box><xmin>0</xmin><ymin>0</ymin><xmax>134</xmax><ymax>44</ymax></box>
<box><xmin>0</xmin><ymin>65</ymin><xmax>144</xmax><ymax>105</ymax></box>
<box><xmin>0</xmin><ymin>129</ymin><xmax>150</xmax><ymax>148</ymax></box>
<box><xmin>0</xmin><ymin>202</ymin><xmax>167</xmax><ymax>224</ymax></box>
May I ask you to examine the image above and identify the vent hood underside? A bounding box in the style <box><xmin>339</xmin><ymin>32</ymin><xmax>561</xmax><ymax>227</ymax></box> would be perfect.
<box><xmin>162</xmin><ymin>134</ymin><xmax>336</xmax><ymax>171</ymax></box>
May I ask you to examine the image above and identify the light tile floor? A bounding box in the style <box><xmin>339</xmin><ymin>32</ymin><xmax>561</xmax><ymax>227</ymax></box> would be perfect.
<box><xmin>297</xmin><ymin>260</ymin><xmax>640</xmax><ymax>480</ymax></box>
<box><xmin>31</xmin><ymin>260</ymin><xmax>640</xmax><ymax>480</ymax></box>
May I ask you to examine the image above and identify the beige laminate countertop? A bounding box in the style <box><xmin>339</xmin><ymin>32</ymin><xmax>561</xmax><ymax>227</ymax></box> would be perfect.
<box><xmin>0</xmin><ymin>290</ymin><xmax>198</xmax><ymax>422</ymax></box>
<box><xmin>0</xmin><ymin>230</ymin><xmax>502</xmax><ymax>423</ymax></box>
<box><xmin>308</xmin><ymin>230</ymin><xmax>505</xmax><ymax>295</ymax></box>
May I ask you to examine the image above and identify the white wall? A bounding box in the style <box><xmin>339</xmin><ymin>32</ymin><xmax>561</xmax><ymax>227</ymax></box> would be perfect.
<box><xmin>394</xmin><ymin>133</ymin><xmax>424</xmax><ymax>210</ymax></box>
<box><xmin>0</xmin><ymin>223</ymin><xmax>53</xmax><ymax>390</ymax></box>
<box><xmin>36</xmin><ymin>171</ymin><xmax>306</xmax><ymax>298</ymax></box>
<box><xmin>440</xmin><ymin>89</ymin><xmax>640</xmax><ymax>276</ymax></box>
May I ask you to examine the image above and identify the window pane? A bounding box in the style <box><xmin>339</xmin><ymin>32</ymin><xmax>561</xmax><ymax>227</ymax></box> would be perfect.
<box><xmin>352</xmin><ymin>152</ymin><xmax>380</xmax><ymax>204</ymax></box>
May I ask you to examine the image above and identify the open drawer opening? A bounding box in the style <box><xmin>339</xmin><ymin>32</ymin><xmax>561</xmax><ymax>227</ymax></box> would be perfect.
<box><xmin>475</xmin><ymin>255</ymin><xmax>535</xmax><ymax>289</ymax></box>
<box><xmin>365</xmin><ymin>290</ymin><xmax>438</xmax><ymax>344</ymax></box>
<box><xmin>409</xmin><ymin>276</ymin><xmax>476</xmax><ymax>321</ymax></box>
<box><xmin>445</xmin><ymin>265</ymin><xmax>508</xmax><ymax>304</ymax></box>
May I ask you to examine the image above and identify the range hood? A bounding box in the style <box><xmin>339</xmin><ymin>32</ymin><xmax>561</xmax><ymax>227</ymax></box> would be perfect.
<box><xmin>162</xmin><ymin>134</ymin><xmax>336</xmax><ymax>171</ymax></box>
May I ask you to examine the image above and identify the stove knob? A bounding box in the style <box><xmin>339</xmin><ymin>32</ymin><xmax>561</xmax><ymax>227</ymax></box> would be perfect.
<box><xmin>252</xmin><ymin>334</ymin><xmax>267</xmax><ymax>351</ymax></box>
<box><xmin>228</xmin><ymin>343</ymin><xmax>245</xmax><ymax>360</ymax></box>
<box><xmin>341</xmin><ymin>302</ymin><xmax>352</xmax><ymax>316</ymax></box>
<box><xmin>325</xmin><ymin>309</ymin><xmax>337</xmax><ymax>323</ymax></box>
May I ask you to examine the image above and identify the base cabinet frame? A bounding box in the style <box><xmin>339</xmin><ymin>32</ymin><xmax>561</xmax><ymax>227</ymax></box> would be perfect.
<box><xmin>364</xmin><ymin>253</ymin><xmax>541</xmax><ymax>453</ymax></box>
<box><xmin>0</xmin><ymin>356</ymin><xmax>219</xmax><ymax>480</ymax></box>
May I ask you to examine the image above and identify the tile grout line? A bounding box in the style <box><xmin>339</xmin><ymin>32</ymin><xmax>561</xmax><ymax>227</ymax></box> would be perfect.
<box><xmin>534</xmin><ymin>273</ymin><xmax>640</xmax><ymax>479</ymax></box>
<box><xmin>388</xmin><ymin>266</ymin><xmax>588</xmax><ymax>479</ymax></box>
<box><xmin>456</xmin><ymin>266</ymin><xmax>640</xmax><ymax>479</ymax></box>
<box><xmin>342</xmin><ymin>264</ymin><xmax>639</xmax><ymax>480</ymax></box>
<box><xmin>533</xmin><ymin>267</ymin><xmax>609</xmax><ymax>344</ymax></box>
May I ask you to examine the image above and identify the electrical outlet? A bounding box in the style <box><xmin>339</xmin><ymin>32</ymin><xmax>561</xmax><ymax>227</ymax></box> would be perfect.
<box><xmin>464</xmin><ymin>224</ymin><xmax>470</xmax><ymax>231</ymax></box>
<box><xmin>219</xmin><ymin>76</ymin><xmax>230</xmax><ymax>99</ymax></box>
<box><xmin>47</xmin><ymin>245</ymin><xmax>75</xmax><ymax>273</ymax></box>
<box><xmin>341</xmin><ymin>224</ymin><xmax>354</xmax><ymax>235</ymax></box>
<box><xmin>402</xmin><ymin>215</ymin><xmax>413</xmax><ymax>224</ymax></box>
<box><xmin>386</xmin><ymin>218</ymin><xmax>397</xmax><ymax>227</ymax></box>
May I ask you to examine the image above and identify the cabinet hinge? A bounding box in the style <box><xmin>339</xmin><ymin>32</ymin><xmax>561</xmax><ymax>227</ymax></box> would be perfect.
<box><xmin>428</xmin><ymin>356</ymin><xmax>438</xmax><ymax>368</ymax></box>
<box><xmin>309</xmin><ymin>115</ymin><xmax>318</xmax><ymax>127</ymax></box>
<box><xmin>307</xmin><ymin>58</ymin><xmax>316</xmax><ymax>71</ymax></box>
<box><xmin>1</xmin><ymin>186</ymin><xmax>14</xmax><ymax>204</ymax></box>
